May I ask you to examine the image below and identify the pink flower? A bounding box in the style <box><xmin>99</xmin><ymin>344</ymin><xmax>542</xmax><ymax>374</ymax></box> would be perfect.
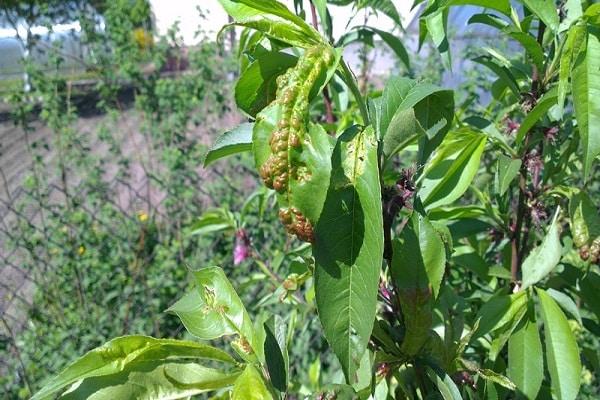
<box><xmin>233</xmin><ymin>229</ymin><xmax>251</xmax><ymax>265</ymax></box>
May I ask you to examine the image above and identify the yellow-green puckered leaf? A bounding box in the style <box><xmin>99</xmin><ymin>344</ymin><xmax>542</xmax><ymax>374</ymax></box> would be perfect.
<box><xmin>313</xmin><ymin>126</ymin><xmax>384</xmax><ymax>384</ymax></box>
<box><xmin>167</xmin><ymin>267</ymin><xmax>256</xmax><ymax>352</ymax></box>
<box><xmin>419</xmin><ymin>129</ymin><xmax>486</xmax><ymax>209</ymax></box>
<box><xmin>508</xmin><ymin>306</ymin><xmax>543</xmax><ymax>399</ymax></box>
<box><xmin>231</xmin><ymin>364</ymin><xmax>274</xmax><ymax>400</ymax></box>
<box><xmin>520</xmin><ymin>208</ymin><xmax>562</xmax><ymax>289</ymax></box>
<box><xmin>536</xmin><ymin>288</ymin><xmax>582</xmax><ymax>400</ymax></box>
<box><xmin>391</xmin><ymin>213</ymin><xmax>446</xmax><ymax>355</ymax></box>
<box><xmin>32</xmin><ymin>336</ymin><xmax>236</xmax><ymax>400</ymax></box>
<box><xmin>568</xmin><ymin>190</ymin><xmax>600</xmax><ymax>248</ymax></box>
<box><xmin>572</xmin><ymin>25</ymin><xmax>600</xmax><ymax>181</ymax></box>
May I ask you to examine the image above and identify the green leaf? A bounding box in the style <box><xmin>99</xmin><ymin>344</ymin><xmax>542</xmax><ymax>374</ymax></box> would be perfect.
<box><xmin>477</xmin><ymin>369</ymin><xmax>517</xmax><ymax>391</ymax></box>
<box><xmin>515</xmin><ymin>93</ymin><xmax>558</xmax><ymax>143</ymax></box>
<box><xmin>473</xmin><ymin>291</ymin><xmax>528</xmax><ymax>339</ymax></box>
<box><xmin>425</xmin><ymin>6</ymin><xmax>451</xmax><ymax>70</ymax></box>
<box><xmin>377</xmin><ymin>77</ymin><xmax>453</xmax><ymax>160</ymax></box>
<box><xmin>391</xmin><ymin>213</ymin><xmax>446</xmax><ymax>355</ymax></box>
<box><xmin>509</xmin><ymin>31</ymin><xmax>545</xmax><ymax>72</ymax></box>
<box><xmin>313</xmin><ymin>126</ymin><xmax>384</xmax><ymax>384</ymax></box>
<box><xmin>537</xmin><ymin>288</ymin><xmax>582</xmax><ymax>400</ymax></box>
<box><xmin>364</xmin><ymin>26</ymin><xmax>410</xmax><ymax>70</ymax></box>
<box><xmin>520</xmin><ymin>0</ymin><xmax>560</xmax><ymax>32</ymax></box>
<box><xmin>218</xmin><ymin>0</ymin><xmax>320</xmax><ymax>43</ymax></box>
<box><xmin>572</xmin><ymin>26</ymin><xmax>600</xmax><ymax>180</ymax></box>
<box><xmin>60</xmin><ymin>363</ymin><xmax>240</xmax><ymax>400</ymax></box>
<box><xmin>468</xmin><ymin>13</ymin><xmax>510</xmax><ymax>30</ymax></box>
<box><xmin>508</xmin><ymin>308</ymin><xmax>543</xmax><ymax>399</ymax></box>
<box><xmin>472</xmin><ymin>56</ymin><xmax>520</xmax><ymax>96</ymax></box>
<box><xmin>547</xmin><ymin>288</ymin><xmax>582</xmax><ymax>325</ymax></box>
<box><xmin>220</xmin><ymin>17</ymin><xmax>321</xmax><ymax>49</ymax></box>
<box><xmin>558</xmin><ymin>25</ymin><xmax>586</xmax><ymax>117</ymax></box>
<box><xmin>359</xmin><ymin>0</ymin><xmax>403</xmax><ymax>28</ymax></box>
<box><xmin>32</xmin><ymin>336</ymin><xmax>235</xmax><ymax>400</ymax></box>
<box><xmin>204</xmin><ymin>124</ymin><xmax>254</xmax><ymax>167</ymax></box>
<box><xmin>521</xmin><ymin>208</ymin><xmax>562</xmax><ymax>289</ymax></box>
<box><xmin>167</xmin><ymin>267</ymin><xmax>255</xmax><ymax>349</ymax></box>
<box><xmin>263</xmin><ymin>315</ymin><xmax>289</xmax><ymax>392</ymax></box>
<box><xmin>446</xmin><ymin>0</ymin><xmax>511</xmax><ymax>16</ymax></box>
<box><xmin>419</xmin><ymin>129</ymin><xmax>486</xmax><ymax>209</ymax></box>
<box><xmin>235</xmin><ymin>52</ymin><xmax>297</xmax><ymax>117</ymax></box>
<box><xmin>579</xmin><ymin>271</ymin><xmax>600</xmax><ymax>321</ymax></box>
<box><xmin>425</xmin><ymin>366</ymin><xmax>463</xmax><ymax>400</ymax></box>
<box><xmin>495</xmin><ymin>155</ymin><xmax>521</xmax><ymax>196</ymax></box>
<box><xmin>231</xmin><ymin>364</ymin><xmax>274</xmax><ymax>400</ymax></box>
<box><xmin>188</xmin><ymin>208</ymin><xmax>237</xmax><ymax>236</ymax></box>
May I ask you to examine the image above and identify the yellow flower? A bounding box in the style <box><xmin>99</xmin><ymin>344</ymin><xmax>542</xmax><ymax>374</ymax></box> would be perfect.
<box><xmin>138</xmin><ymin>211</ymin><xmax>148</xmax><ymax>222</ymax></box>
<box><xmin>78</xmin><ymin>245</ymin><xmax>85</xmax><ymax>255</ymax></box>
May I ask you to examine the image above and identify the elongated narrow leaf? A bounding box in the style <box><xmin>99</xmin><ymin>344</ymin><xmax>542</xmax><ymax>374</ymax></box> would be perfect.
<box><xmin>364</xmin><ymin>26</ymin><xmax>410</xmax><ymax>70</ymax></box>
<box><xmin>235</xmin><ymin>52</ymin><xmax>297</xmax><ymax>117</ymax></box>
<box><xmin>221</xmin><ymin>17</ymin><xmax>320</xmax><ymax>49</ymax></box>
<box><xmin>60</xmin><ymin>363</ymin><xmax>240</xmax><ymax>400</ymax></box>
<box><xmin>204</xmin><ymin>124</ymin><xmax>254</xmax><ymax>167</ymax></box>
<box><xmin>218</xmin><ymin>0</ymin><xmax>320</xmax><ymax>43</ymax></box>
<box><xmin>537</xmin><ymin>289</ymin><xmax>582</xmax><ymax>400</ymax></box>
<box><xmin>32</xmin><ymin>336</ymin><xmax>235</xmax><ymax>400</ymax></box>
<box><xmin>168</xmin><ymin>267</ymin><xmax>255</xmax><ymax>349</ymax></box>
<box><xmin>426</xmin><ymin>366</ymin><xmax>462</xmax><ymax>400</ymax></box>
<box><xmin>495</xmin><ymin>155</ymin><xmax>521</xmax><ymax>196</ymax></box>
<box><xmin>263</xmin><ymin>315</ymin><xmax>289</xmax><ymax>392</ymax></box>
<box><xmin>547</xmin><ymin>288</ymin><xmax>582</xmax><ymax>325</ymax></box>
<box><xmin>473</xmin><ymin>291</ymin><xmax>528</xmax><ymax>339</ymax></box>
<box><xmin>521</xmin><ymin>208</ymin><xmax>562</xmax><ymax>289</ymax></box>
<box><xmin>515</xmin><ymin>94</ymin><xmax>558</xmax><ymax>143</ymax></box>
<box><xmin>391</xmin><ymin>213</ymin><xmax>446</xmax><ymax>355</ymax></box>
<box><xmin>419</xmin><ymin>129</ymin><xmax>486</xmax><ymax>209</ymax></box>
<box><xmin>509</xmin><ymin>31</ymin><xmax>544</xmax><ymax>72</ymax></box>
<box><xmin>508</xmin><ymin>307</ymin><xmax>543</xmax><ymax>399</ymax></box>
<box><xmin>520</xmin><ymin>0</ymin><xmax>560</xmax><ymax>32</ymax></box>
<box><xmin>231</xmin><ymin>364</ymin><xmax>274</xmax><ymax>400</ymax></box>
<box><xmin>313</xmin><ymin>126</ymin><xmax>384</xmax><ymax>384</ymax></box>
<box><xmin>572</xmin><ymin>27</ymin><xmax>600</xmax><ymax>180</ymax></box>
<box><xmin>362</xmin><ymin>0</ymin><xmax>403</xmax><ymax>27</ymax></box>
<box><xmin>559</xmin><ymin>25</ymin><xmax>586</xmax><ymax>117</ymax></box>
<box><xmin>447</xmin><ymin>0</ymin><xmax>510</xmax><ymax>15</ymax></box>
<box><xmin>473</xmin><ymin>56</ymin><xmax>520</xmax><ymax>96</ymax></box>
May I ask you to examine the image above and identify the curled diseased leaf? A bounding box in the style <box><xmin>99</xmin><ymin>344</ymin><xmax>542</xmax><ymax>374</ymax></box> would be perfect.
<box><xmin>253</xmin><ymin>44</ymin><xmax>340</xmax><ymax>242</ymax></box>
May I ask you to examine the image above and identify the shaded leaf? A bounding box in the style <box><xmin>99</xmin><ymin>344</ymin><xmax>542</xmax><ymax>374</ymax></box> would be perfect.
<box><xmin>391</xmin><ymin>213</ymin><xmax>446</xmax><ymax>355</ymax></box>
<box><xmin>313</xmin><ymin>126</ymin><xmax>384</xmax><ymax>384</ymax></box>
<box><xmin>572</xmin><ymin>26</ymin><xmax>600</xmax><ymax>180</ymax></box>
<box><xmin>508</xmin><ymin>307</ymin><xmax>543</xmax><ymax>399</ymax></box>
<box><xmin>235</xmin><ymin>52</ymin><xmax>297</xmax><ymax>117</ymax></box>
<box><xmin>537</xmin><ymin>288</ymin><xmax>582</xmax><ymax>400</ymax></box>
